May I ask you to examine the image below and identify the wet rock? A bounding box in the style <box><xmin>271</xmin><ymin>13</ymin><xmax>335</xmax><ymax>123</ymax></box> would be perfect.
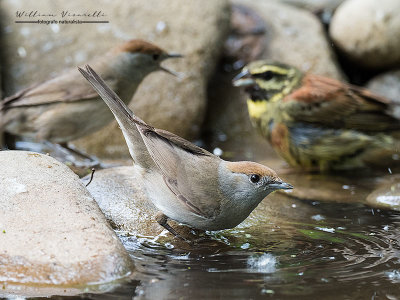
<box><xmin>0</xmin><ymin>151</ymin><xmax>133</xmax><ymax>295</ymax></box>
<box><xmin>366</xmin><ymin>175</ymin><xmax>400</xmax><ymax>211</ymax></box>
<box><xmin>230</xmin><ymin>0</ymin><xmax>344</xmax><ymax>79</ymax></box>
<box><xmin>330</xmin><ymin>0</ymin><xmax>400</xmax><ymax>69</ymax></box>
<box><xmin>0</xmin><ymin>0</ymin><xmax>230</xmax><ymax>158</ymax></box>
<box><xmin>83</xmin><ymin>166</ymin><xmax>162</xmax><ymax>236</ymax></box>
<box><xmin>366</xmin><ymin>69</ymin><xmax>400</xmax><ymax>104</ymax></box>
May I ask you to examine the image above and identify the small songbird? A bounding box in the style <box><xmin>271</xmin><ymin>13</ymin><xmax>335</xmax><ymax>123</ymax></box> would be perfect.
<box><xmin>233</xmin><ymin>60</ymin><xmax>400</xmax><ymax>171</ymax></box>
<box><xmin>0</xmin><ymin>39</ymin><xmax>181</xmax><ymax>150</ymax></box>
<box><xmin>79</xmin><ymin>65</ymin><xmax>292</xmax><ymax>238</ymax></box>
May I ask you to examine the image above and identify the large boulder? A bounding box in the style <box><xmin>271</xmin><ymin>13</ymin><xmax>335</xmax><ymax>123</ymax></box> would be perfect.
<box><xmin>330</xmin><ymin>0</ymin><xmax>400</xmax><ymax>69</ymax></box>
<box><xmin>0</xmin><ymin>0</ymin><xmax>230</xmax><ymax>158</ymax></box>
<box><xmin>0</xmin><ymin>151</ymin><xmax>133</xmax><ymax>297</ymax></box>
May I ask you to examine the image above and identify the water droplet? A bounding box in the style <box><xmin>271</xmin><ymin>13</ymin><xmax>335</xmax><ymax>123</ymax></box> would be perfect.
<box><xmin>17</xmin><ymin>47</ymin><xmax>27</xmax><ymax>58</ymax></box>
<box><xmin>311</xmin><ymin>214</ymin><xmax>325</xmax><ymax>221</ymax></box>
<box><xmin>218</xmin><ymin>133</ymin><xmax>227</xmax><ymax>142</ymax></box>
<box><xmin>156</xmin><ymin>21</ymin><xmax>167</xmax><ymax>33</ymax></box>
<box><xmin>261</xmin><ymin>289</ymin><xmax>274</xmax><ymax>295</ymax></box>
<box><xmin>315</xmin><ymin>227</ymin><xmax>335</xmax><ymax>233</ymax></box>
<box><xmin>213</xmin><ymin>147</ymin><xmax>223</xmax><ymax>156</ymax></box>
<box><xmin>247</xmin><ymin>253</ymin><xmax>276</xmax><ymax>273</ymax></box>
<box><xmin>241</xmin><ymin>243</ymin><xmax>250</xmax><ymax>249</ymax></box>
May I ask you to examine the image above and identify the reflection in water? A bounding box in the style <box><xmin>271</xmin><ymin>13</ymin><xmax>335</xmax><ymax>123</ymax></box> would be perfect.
<box><xmin>80</xmin><ymin>201</ymin><xmax>400</xmax><ymax>299</ymax></box>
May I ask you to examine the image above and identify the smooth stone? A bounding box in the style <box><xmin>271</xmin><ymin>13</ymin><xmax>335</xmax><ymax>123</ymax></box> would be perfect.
<box><xmin>0</xmin><ymin>151</ymin><xmax>133</xmax><ymax>296</ymax></box>
<box><xmin>366</xmin><ymin>176</ymin><xmax>400</xmax><ymax>211</ymax></box>
<box><xmin>0</xmin><ymin>0</ymin><xmax>230</xmax><ymax>158</ymax></box>
<box><xmin>366</xmin><ymin>69</ymin><xmax>400</xmax><ymax>104</ymax></box>
<box><xmin>84</xmin><ymin>166</ymin><xmax>162</xmax><ymax>237</ymax></box>
<box><xmin>231</xmin><ymin>0</ymin><xmax>344</xmax><ymax>79</ymax></box>
<box><xmin>330</xmin><ymin>0</ymin><xmax>400</xmax><ymax>69</ymax></box>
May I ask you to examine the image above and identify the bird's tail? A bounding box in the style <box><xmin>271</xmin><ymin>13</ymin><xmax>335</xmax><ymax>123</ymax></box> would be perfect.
<box><xmin>78</xmin><ymin>64</ymin><xmax>154</xmax><ymax>168</ymax></box>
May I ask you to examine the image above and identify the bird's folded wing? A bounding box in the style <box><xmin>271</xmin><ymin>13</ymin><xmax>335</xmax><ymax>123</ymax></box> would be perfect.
<box><xmin>2</xmin><ymin>69</ymin><xmax>114</xmax><ymax>109</ymax></box>
<box><xmin>284</xmin><ymin>74</ymin><xmax>400</xmax><ymax>131</ymax></box>
<box><xmin>137</xmin><ymin>126</ymin><xmax>217</xmax><ymax>219</ymax></box>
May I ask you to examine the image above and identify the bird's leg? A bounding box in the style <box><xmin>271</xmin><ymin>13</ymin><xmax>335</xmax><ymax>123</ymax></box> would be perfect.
<box><xmin>155</xmin><ymin>212</ymin><xmax>191</xmax><ymax>243</ymax></box>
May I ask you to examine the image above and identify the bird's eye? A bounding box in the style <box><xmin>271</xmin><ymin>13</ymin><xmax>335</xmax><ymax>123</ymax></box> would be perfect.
<box><xmin>152</xmin><ymin>54</ymin><xmax>160</xmax><ymax>61</ymax></box>
<box><xmin>250</xmin><ymin>174</ymin><xmax>261</xmax><ymax>183</ymax></box>
<box><xmin>261</xmin><ymin>71</ymin><xmax>274</xmax><ymax>80</ymax></box>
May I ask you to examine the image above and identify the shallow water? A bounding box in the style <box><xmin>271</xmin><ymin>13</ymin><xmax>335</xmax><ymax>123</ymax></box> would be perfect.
<box><xmin>71</xmin><ymin>200</ymin><xmax>400</xmax><ymax>299</ymax></box>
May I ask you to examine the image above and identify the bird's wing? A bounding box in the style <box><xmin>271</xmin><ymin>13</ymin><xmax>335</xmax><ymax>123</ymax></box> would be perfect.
<box><xmin>79</xmin><ymin>65</ymin><xmax>218</xmax><ymax>219</ymax></box>
<box><xmin>138</xmin><ymin>126</ymin><xmax>218</xmax><ymax>219</ymax></box>
<box><xmin>1</xmin><ymin>68</ymin><xmax>114</xmax><ymax>110</ymax></box>
<box><xmin>283</xmin><ymin>74</ymin><xmax>400</xmax><ymax>131</ymax></box>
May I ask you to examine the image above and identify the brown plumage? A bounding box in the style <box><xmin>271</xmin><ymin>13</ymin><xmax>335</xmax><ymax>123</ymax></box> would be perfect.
<box><xmin>115</xmin><ymin>39</ymin><xmax>166</xmax><ymax>55</ymax></box>
<box><xmin>226</xmin><ymin>161</ymin><xmax>278</xmax><ymax>178</ymax></box>
<box><xmin>0</xmin><ymin>39</ymin><xmax>179</xmax><ymax>145</ymax></box>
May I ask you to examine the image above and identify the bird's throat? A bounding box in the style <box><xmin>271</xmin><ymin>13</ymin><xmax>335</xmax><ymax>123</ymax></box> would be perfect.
<box><xmin>247</xmin><ymin>99</ymin><xmax>268</xmax><ymax>120</ymax></box>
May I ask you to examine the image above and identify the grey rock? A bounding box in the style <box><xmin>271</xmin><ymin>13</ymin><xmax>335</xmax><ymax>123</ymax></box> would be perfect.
<box><xmin>0</xmin><ymin>0</ymin><xmax>230</xmax><ymax>158</ymax></box>
<box><xmin>330</xmin><ymin>0</ymin><xmax>400</xmax><ymax>69</ymax></box>
<box><xmin>366</xmin><ymin>69</ymin><xmax>400</xmax><ymax>104</ymax></box>
<box><xmin>84</xmin><ymin>166</ymin><xmax>162</xmax><ymax>236</ymax></box>
<box><xmin>366</xmin><ymin>175</ymin><xmax>400</xmax><ymax>211</ymax></box>
<box><xmin>232</xmin><ymin>0</ymin><xmax>344</xmax><ymax>79</ymax></box>
<box><xmin>0</xmin><ymin>151</ymin><xmax>133</xmax><ymax>296</ymax></box>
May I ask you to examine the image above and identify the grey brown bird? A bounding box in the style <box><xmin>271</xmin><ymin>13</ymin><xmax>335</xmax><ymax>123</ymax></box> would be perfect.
<box><xmin>0</xmin><ymin>39</ymin><xmax>181</xmax><ymax>151</ymax></box>
<box><xmin>79</xmin><ymin>65</ymin><xmax>292</xmax><ymax>238</ymax></box>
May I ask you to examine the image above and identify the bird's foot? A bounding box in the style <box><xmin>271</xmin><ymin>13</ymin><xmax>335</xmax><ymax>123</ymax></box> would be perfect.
<box><xmin>155</xmin><ymin>212</ymin><xmax>193</xmax><ymax>244</ymax></box>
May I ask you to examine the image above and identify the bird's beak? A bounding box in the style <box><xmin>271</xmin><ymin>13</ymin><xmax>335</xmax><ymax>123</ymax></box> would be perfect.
<box><xmin>167</xmin><ymin>53</ymin><xmax>183</xmax><ymax>59</ymax></box>
<box><xmin>159</xmin><ymin>66</ymin><xmax>183</xmax><ymax>78</ymax></box>
<box><xmin>232</xmin><ymin>70</ymin><xmax>256</xmax><ymax>87</ymax></box>
<box><xmin>159</xmin><ymin>53</ymin><xmax>184</xmax><ymax>79</ymax></box>
<box><xmin>269</xmin><ymin>181</ymin><xmax>293</xmax><ymax>190</ymax></box>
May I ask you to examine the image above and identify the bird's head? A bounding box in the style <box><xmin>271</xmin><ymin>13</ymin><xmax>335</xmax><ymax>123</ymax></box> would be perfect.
<box><xmin>233</xmin><ymin>60</ymin><xmax>303</xmax><ymax>121</ymax></box>
<box><xmin>219</xmin><ymin>160</ymin><xmax>292</xmax><ymax>214</ymax></box>
<box><xmin>233</xmin><ymin>60</ymin><xmax>302</xmax><ymax>102</ymax></box>
<box><xmin>112</xmin><ymin>39</ymin><xmax>182</xmax><ymax>77</ymax></box>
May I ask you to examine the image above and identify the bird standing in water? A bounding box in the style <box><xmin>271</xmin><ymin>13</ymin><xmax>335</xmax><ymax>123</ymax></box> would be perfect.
<box><xmin>79</xmin><ymin>65</ymin><xmax>292</xmax><ymax>240</ymax></box>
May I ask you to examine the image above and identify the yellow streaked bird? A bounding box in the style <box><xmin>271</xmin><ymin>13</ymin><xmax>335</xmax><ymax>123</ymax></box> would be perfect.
<box><xmin>233</xmin><ymin>60</ymin><xmax>400</xmax><ymax>172</ymax></box>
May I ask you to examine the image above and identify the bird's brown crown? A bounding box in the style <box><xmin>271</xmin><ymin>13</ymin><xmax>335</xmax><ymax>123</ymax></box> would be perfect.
<box><xmin>226</xmin><ymin>161</ymin><xmax>278</xmax><ymax>178</ymax></box>
<box><xmin>116</xmin><ymin>39</ymin><xmax>166</xmax><ymax>55</ymax></box>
